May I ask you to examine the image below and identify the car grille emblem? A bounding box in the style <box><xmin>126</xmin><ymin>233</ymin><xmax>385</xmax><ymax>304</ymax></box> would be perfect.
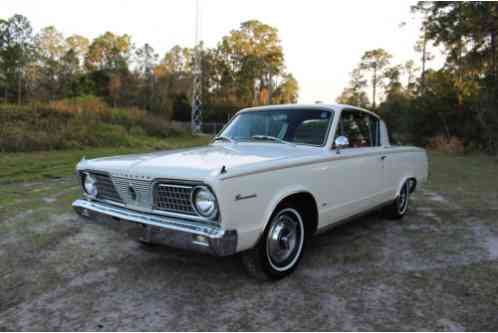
<box><xmin>128</xmin><ymin>186</ymin><xmax>137</xmax><ymax>201</ymax></box>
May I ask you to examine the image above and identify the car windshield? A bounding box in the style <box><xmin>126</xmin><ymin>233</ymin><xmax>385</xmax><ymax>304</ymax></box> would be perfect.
<box><xmin>218</xmin><ymin>108</ymin><xmax>333</xmax><ymax>146</ymax></box>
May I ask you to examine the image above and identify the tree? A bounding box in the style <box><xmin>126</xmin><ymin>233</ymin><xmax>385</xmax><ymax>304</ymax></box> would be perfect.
<box><xmin>135</xmin><ymin>43</ymin><xmax>158</xmax><ymax>110</ymax></box>
<box><xmin>149</xmin><ymin>45</ymin><xmax>192</xmax><ymax>116</ymax></box>
<box><xmin>383</xmin><ymin>65</ymin><xmax>403</xmax><ymax>98</ymax></box>
<box><xmin>0</xmin><ymin>15</ymin><xmax>299</xmax><ymax>126</ymax></box>
<box><xmin>0</xmin><ymin>18</ymin><xmax>7</xmax><ymax>101</ymax></box>
<box><xmin>413</xmin><ymin>2</ymin><xmax>498</xmax><ymax>97</ymax></box>
<box><xmin>404</xmin><ymin>60</ymin><xmax>419</xmax><ymax>95</ymax></box>
<box><xmin>35</xmin><ymin>26</ymin><xmax>66</xmax><ymax>60</ymax></box>
<box><xmin>272</xmin><ymin>73</ymin><xmax>299</xmax><ymax>104</ymax></box>
<box><xmin>217</xmin><ymin>20</ymin><xmax>285</xmax><ymax>105</ymax></box>
<box><xmin>336</xmin><ymin>67</ymin><xmax>369</xmax><ymax>108</ymax></box>
<box><xmin>157</xmin><ymin>45</ymin><xmax>191</xmax><ymax>75</ymax></box>
<box><xmin>108</xmin><ymin>73</ymin><xmax>122</xmax><ymax>107</ymax></box>
<box><xmin>0</xmin><ymin>14</ymin><xmax>35</xmax><ymax>104</ymax></box>
<box><xmin>359</xmin><ymin>48</ymin><xmax>392</xmax><ymax>109</ymax></box>
<box><xmin>66</xmin><ymin>34</ymin><xmax>89</xmax><ymax>69</ymax></box>
<box><xmin>85</xmin><ymin>32</ymin><xmax>132</xmax><ymax>72</ymax></box>
<box><xmin>34</xmin><ymin>26</ymin><xmax>67</xmax><ymax>100</ymax></box>
<box><xmin>412</xmin><ymin>2</ymin><xmax>498</xmax><ymax>153</ymax></box>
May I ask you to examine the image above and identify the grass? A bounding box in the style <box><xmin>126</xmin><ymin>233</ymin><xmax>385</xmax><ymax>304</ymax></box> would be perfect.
<box><xmin>426</xmin><ymin>151</ymin><xmax>498</xmax><ymax>209</ymax></box>
<box><xmin>0</xmin><ymin>135</ymin><xmax>211</xmax><ymax>184</ymax></box>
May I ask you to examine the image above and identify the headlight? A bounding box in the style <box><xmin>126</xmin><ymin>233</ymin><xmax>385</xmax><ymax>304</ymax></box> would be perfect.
<box><xmin>83</xmin><ymin>173</ymin><xmax>98</xmax><ymax>197</ymax></box>
<box><xmin>192</xmin><ymin>186</ymin><xmax>218</xmax><ymax>219</ymax></box>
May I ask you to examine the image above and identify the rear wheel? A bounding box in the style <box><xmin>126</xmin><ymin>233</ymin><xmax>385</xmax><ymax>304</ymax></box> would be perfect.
<box><xmin>384</xmin><ymin>180</ymin><xmax>410</xmax><ymax>219</ymax></box>
<box><xmin>242</xmin><ymin>205</ymin><xmax>305</xmax><ymax>280</ymax></box>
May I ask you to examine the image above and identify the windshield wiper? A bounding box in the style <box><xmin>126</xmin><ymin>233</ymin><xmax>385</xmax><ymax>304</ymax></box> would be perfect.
<box><xmin>251</xmin><ymin>135</ymin><xmax>293</xmax><ymax>145</ymax></box>
<box><xmin>213</xmin><ymin>136</ymin><xmax>236</xmax><ymax>144</ymax></box>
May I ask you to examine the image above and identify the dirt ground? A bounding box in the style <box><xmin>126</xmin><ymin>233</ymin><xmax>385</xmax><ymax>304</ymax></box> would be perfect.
<box><xmin>1</xmin><ymin>153</ymin><xmax>498</xmax><ymax>331</ymax></box>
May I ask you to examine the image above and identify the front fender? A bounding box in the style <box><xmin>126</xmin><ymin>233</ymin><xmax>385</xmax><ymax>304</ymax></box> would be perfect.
<box><xmin>258</xmin><ymin>185</ymin><xmax>316</xmax><ymax>238</ymax></box>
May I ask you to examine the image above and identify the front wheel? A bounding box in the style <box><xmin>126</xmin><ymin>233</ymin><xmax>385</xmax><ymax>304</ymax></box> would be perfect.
<box><xmin>242</xmin><ymin>206</ymin><xmax>305</xmax><ymax>280</ymax></box>
<box><xmin>384</xmin><ymin>180</ymin><xmax>410</xmax><ymax>219</ymax></box>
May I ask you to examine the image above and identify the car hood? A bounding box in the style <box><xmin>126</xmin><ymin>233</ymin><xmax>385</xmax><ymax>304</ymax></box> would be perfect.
<box><xmin>78</xmin><ymin>143</ymin><xmax>322</xmax><ymax>181</ymax></box>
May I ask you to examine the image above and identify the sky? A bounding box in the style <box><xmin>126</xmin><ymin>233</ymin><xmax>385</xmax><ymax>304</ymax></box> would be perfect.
<box><xmin>2</xmin><ymin>0</ymin><xmax>442</xmax><ymax>104</ymax></box>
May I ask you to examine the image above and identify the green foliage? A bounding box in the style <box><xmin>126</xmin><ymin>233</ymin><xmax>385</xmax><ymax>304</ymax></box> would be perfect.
<box><xmin>0</xmin><ymin>14</ymin><xmax>36</xmax><ymax>104</ymax></box>
<box><xmin>84</xmin><ymin>32</ymin><xmax>131</xmax><ymax>72</ymax></box>
<box><xmin>359</xmin><ymin>49</ymin><xmax>392</xmax><ymax>109</ymax></box>
<box><xmin>0</xmin><ymin>14</ymin><xmax>298</xmax><ymax>127</ymax></box>
<box><xmin>411</xmin><ymin>2</ymin><xmax>498</xmax><ymax>153</ymax></box>
<box><xmin>337</xmin><ymin>3</ymin><xmax>498</xmax><ymax>155</ymax></box>
<box><xmin>336</xmin><ymin>68</ymin><xmax>370</xmax><ymax>108</ymax></box>
<box><xmin>0</xmin><ymin>97</ymin><xmax>185</xmax><ymax>152</ymax></box>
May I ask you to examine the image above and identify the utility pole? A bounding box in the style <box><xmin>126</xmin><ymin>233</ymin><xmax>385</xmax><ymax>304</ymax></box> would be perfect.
<box><xmin>191</xmin><ymin>0</ymin><xmax>202</xmax><ymax>134</ymax></box>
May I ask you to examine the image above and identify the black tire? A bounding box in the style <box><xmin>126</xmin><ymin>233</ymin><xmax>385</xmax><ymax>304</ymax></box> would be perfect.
<box><xmin>241</xmin><ymin>204</ymin><xmax>305</xmax><ymax>281</ymax></box>
<box><xmin>384</xmin><ymin>180</ymin><xmax>410</xmax><ymax>219</ymax></box>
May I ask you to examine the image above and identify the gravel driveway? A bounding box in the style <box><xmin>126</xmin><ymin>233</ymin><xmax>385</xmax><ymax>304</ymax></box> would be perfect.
<box><xmin>1</xmin><ymin>176</ymin><xmax>497</xmax><ymax>331</ymax></box>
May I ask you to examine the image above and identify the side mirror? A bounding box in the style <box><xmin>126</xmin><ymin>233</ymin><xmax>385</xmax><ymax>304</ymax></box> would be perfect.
<box><xmin>334</xmin><ymin>136</ymin><xmax>349</xmax><ymax>153</ymax></box>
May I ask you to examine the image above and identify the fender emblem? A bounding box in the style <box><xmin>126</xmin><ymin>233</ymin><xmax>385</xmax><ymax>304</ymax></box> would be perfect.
<box><xmin>235</xmin><ymin>193</ymin><xmax>257</xmax><ymax>201</ymax></box>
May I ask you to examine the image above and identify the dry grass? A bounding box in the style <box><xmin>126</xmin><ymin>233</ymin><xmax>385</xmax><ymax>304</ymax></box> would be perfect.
<box><xmin>0</xmin><ymin>96</ymin><xmax>183</xmax><ymax>152</ymax></box>
<box><xmin>428</xmin><ymin>135</ymin><xmax>465</xmax><ymax>154</ymax></box>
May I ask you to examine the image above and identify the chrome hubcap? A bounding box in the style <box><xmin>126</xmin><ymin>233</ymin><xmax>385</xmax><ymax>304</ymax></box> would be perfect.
<box><xmin>266</xmin><ymin>209</ymin><xmax>303</xmax><ymax>270</ymax></box>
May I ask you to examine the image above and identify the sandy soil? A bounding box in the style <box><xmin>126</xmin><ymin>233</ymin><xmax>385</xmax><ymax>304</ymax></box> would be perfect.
<box><xmin>0</xmin><ymin>177</ymin><xmax>497</xmax><ymax>331</ymax></box>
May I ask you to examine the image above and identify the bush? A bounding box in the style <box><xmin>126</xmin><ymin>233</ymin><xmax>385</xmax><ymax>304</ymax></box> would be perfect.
<box><xmin>428</xmin><ymin>136</ymin><xmax>465</xmax><ymax>154</ymax></box>
<box><xmin>0</xmin><ymin>97</ymin><xmax>181</xmax><ymax>152</ymax></box>
<box><xmin>129</xmin><ymin>126</ymin><xmax>147</xmax><ymax>137</ymax></box>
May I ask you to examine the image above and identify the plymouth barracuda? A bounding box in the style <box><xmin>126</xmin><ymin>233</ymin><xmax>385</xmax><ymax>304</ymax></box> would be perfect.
<box><xmin>73</xmin><ymin>104</ymin><xmax>428</xmax><ymax>279</ymax></box>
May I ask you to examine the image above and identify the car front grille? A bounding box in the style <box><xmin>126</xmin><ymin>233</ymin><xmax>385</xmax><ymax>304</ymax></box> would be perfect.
<box><xmin>153</xmin><ymin>183</ymin><xmax>196</xmax><ymax>215</ymax></box>
<box><xmin>92</xmin><ymin>173</ymin><xmax>123</xmax><ymax>203</ymax></box>
<box><xmin>111</xmin><ymin>177</ymin><xmax>152</xmax><ymax>207</ymax></box>
<box><xmin>82</xmin><ymin>172</ymin><xmax>199</xmax><ymax>217</ymax></box>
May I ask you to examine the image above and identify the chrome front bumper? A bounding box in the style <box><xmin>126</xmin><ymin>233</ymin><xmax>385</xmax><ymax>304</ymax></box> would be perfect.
<box><xmin>72</xmin><ymin>199</ymin><xmax>237</xmax><ymax>256</ymax></box>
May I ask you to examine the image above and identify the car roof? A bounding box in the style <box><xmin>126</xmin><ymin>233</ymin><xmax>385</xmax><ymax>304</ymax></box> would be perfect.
<box><xmin>239</xmin><ymin>103</ymin><xmax>381</xmax><ymax>119</ymax></box>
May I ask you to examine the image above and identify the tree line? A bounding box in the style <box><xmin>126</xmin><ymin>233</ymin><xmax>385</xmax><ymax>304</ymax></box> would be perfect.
<box><xmin>337</xmin><ymin>2</ymin><xmax>498</xmax><ymax>155</ymax></box>
<box><xmin>0</xmin><ymin>15</ymin><xmax>299</xmax><ymax>121</ymax></box>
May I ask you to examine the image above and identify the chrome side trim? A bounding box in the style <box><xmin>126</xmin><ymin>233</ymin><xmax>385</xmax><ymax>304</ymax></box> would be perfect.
<box><xmin>220</xmin><ymin>148</ymin><xmax>423</xmax><ymax>181</ymax></box>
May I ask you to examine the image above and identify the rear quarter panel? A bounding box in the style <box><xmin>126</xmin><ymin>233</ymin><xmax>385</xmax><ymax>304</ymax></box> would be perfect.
<box><xmin>383</xmin><ymin>146</ymin><xmax>428</xmax><ymax>196</ymax></box>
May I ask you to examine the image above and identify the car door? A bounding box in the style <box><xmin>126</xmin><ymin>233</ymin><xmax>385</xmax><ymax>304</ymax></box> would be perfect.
<box><xmin>322</xmin><ymin>109</ymin><xmax>384</xmax><ymax>224</ymax></box>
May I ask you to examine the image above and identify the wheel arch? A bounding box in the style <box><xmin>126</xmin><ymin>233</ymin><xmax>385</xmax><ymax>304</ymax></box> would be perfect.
<box><xmin>396</xmin><ymin>176</ymin><xmax>417</xmax><ymax>196</ymax></box>
<box><xmin>261</xmin><ymin>188</ymin><xmax>319</xmax><ymax>241</ymax></box>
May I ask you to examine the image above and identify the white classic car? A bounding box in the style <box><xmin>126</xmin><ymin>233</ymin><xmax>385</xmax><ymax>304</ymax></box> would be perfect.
<box><xmin>73</xmin><ymin>104</ymin><xmax>428</xmax><ymax>279</ymax></box>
